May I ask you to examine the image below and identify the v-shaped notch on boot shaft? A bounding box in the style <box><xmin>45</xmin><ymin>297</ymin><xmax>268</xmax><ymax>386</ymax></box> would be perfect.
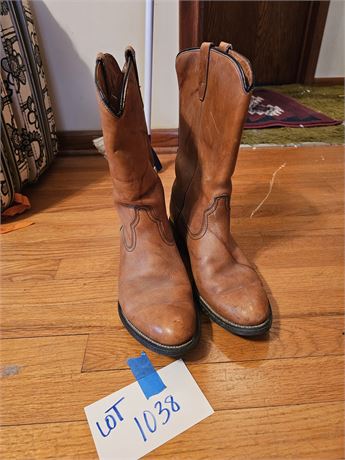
<box><xmin>95</xmin><ymin>47</ymin><xmax>160</xmax><ymax>187</ymax></box>
<box><xmin>95</xmin><ymin>47</ymin><xmax>142</xmax><ymax>118</ymax></box>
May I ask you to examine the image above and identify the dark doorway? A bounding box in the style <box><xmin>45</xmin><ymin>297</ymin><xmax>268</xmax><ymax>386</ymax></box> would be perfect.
<box><xmin>180</xmin><ymin>1</ymin><xmax>330</xmax><ymax>85</ymax></box>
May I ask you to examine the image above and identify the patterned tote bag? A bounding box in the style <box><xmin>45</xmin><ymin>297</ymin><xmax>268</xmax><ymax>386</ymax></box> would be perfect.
<box><xmin>0</xmin><ymin>0</ymin><xmax>57</xmax><ymax>211</ymax></box>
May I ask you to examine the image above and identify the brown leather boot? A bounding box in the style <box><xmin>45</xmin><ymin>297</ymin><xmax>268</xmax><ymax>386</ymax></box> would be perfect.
<box><xmin>170</xmin><ymin>42</ymin><xmax>272</xmax><ymax>336</ymax></box>
<box><xmin>95</xmin><ymin>47</ymin><xmax>199</xmax><ymax>356</ymax></box>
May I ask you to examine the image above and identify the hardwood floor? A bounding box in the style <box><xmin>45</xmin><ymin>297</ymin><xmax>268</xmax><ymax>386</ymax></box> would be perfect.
<box><xmin>1</xmin><ymin>145</ymin><xmax>344</xmax><ymax>459</ymax></box>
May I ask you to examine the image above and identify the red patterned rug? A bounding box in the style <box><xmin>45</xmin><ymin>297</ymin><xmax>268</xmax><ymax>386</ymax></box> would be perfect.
<box><xmin>244</xmin><ymin>89</ymin><xmax>342</xmax><ymax>129</ymax></box>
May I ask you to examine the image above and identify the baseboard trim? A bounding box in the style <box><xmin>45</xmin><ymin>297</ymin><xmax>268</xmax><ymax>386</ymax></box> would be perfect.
<box><xmin>151</xmin><ymin>128</ymin><xmax>178</xmax><ymax>150</ymax></box>
<box><xmin>57</xmin><ymin>129</ymin><xmax>178</xmax><ymax>154</ymax></box>
<box><xmin>313</xmin><ymin>77</ymin><xmax>344</xmax><ymax>85</ymax></box>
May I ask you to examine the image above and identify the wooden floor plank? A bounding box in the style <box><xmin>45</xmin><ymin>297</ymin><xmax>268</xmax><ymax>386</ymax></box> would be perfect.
<box><xmin>2</xmin><ymin>278</ymin><xmax>117</xmax><ymax>307</ymax></box>
<box><xmin>1</xmin><ymin>356</ymin><xmax>343</xmax><ymax>426</ymax></box>
<box><xmin>82</xmin><ymin>315</ymin><xmax>344</xmax><ymax>371</ymax></box>
<box><xmin>2</xmin><ymin>292</ymin><xmax>343</xmax><ymax>339</ymax></box>
<box><xmin>1</xmin><ymin>402</ymin><xmax>343</xmax><ymax>460</ymax></box>
<box><xmin>0</xmin><ymin>303</ymin><xmax>118</xmax><ymax>339</ymax></box>
<box><xmin>148</xmin><ymin>401</ymin><xmax>344</xmax><ymax>460</ymax></box>
<box><xmin>2</xmin><ymin>258</ymin><xmax>61</xmax><ymax>282</ymax></box>
<box><xmin>0</xmin><ymin>335</ymin><xmax>88</xmax><ymax>378</ymax></box>
<box><xmin>1</xmin><ymin>234</ymin><xmax>118</xmax><ymax>261</ymax></box>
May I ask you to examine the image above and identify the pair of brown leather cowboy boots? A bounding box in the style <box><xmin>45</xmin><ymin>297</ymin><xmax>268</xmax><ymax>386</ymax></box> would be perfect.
<box><xmin>95</xmin><ymin>42</ymin><xmax>272</xmax><ymax>357</ymax></box>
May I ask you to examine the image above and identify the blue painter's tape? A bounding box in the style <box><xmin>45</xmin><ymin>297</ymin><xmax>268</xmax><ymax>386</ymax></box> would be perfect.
<box><xmin>127</xmin><ymin>352</ymin><xmax>166</xmax><ymax>399</ymax></box>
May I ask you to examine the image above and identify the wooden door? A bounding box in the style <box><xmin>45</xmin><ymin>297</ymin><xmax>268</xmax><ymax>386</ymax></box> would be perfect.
<box><xmin>180</xmin><ymin>1</ymin><xmax>330</xmax><ymax>85</ymax></box>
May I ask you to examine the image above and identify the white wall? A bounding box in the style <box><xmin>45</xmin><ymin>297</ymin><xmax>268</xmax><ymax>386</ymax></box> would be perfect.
<box><xmin>31</xmin><ymin>0</ymin><xmax>343</xmax><ymax>132</ymax></box>
<box><xmin>30</xmin><ymin>0</ymin><xmax>179</xmax><ymax>131</ymax></box>
<box><xmin>315</xmin><ymin>0</ymin><xmax>345</xmax><ymax>78</ymax></box>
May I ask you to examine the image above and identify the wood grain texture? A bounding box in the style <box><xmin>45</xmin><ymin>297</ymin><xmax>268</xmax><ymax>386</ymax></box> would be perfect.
<box><xmin>0</xmin><ymin>335</ymin><xmax>88</xmax><ymax>377</ymax></box>
<box><xmin>82</xmin><ymin>316</ymin><xmax>344</xmax><ymax>372</ymax></box>
<box><xmin>1</xmin><ymin>403</ymin><xmax>343</xmax><ymax>459</ymax></box>
<box><xmin>1</xmin><ymin>355</ymin><xmax>343</xmax><ymax>425</ymax></box>
<box><xmin>182</xmin><ymin>1</ymin><xmax>327</xmax><ymax>84</ymax></box>
<box><xmin>1</xmin><ymin>145</ymin><xmax>344</xmax><ymax>458</ymax></box>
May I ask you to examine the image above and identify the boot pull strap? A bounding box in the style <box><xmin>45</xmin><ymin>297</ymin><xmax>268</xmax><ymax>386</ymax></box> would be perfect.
<box><xmin>199</xmin><ymin>42</ymin><xmax>214</xmax><ymax>101</ymax></box>
<box><xmin>218</xmin><ymin>41</ymin><xmax>233</xmax><ymax>53</ymax></box>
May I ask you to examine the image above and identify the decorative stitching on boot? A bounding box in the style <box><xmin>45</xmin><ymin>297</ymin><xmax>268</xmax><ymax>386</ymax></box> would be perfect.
<box><xmin>121</xmin><ymin>209</ymin><xmax>140</xmax><ymax>251</ymax></box>
<box><xmin>121</xmin><ymin>206</ymin><xmax>175</xmax><ymax>252</ymax></box>
<box><xmin>181</xmin><ymin>194</ymin><xmax>230</xmax><ymax>240</ymax></box>
<box><xmin>145</xmin><ymin>208</ymin><xmax>175</xmax><ymax>246</ymax></box>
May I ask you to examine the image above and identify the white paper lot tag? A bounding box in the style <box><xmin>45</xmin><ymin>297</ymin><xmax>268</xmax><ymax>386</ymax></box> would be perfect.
<box><xmin>85</xmin><ymin>359</ymin><xmax>214</xmax><ymax>460</ymax></box>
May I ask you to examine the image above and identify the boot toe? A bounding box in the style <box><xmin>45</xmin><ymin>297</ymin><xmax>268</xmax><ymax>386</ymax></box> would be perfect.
<box><xmin>200</xmin><ymin>281</ymin><xmax>271</xmax><ymax>329</ymax></box>
<box><xmin>127</xmin><ymin>303</ymin><xmax>197</xmax><ymax>347</ymax></box>
<box><xmin>226</xmin><ymin>283</ymin><xmax>271</xmax><ymax>327</ymax></box>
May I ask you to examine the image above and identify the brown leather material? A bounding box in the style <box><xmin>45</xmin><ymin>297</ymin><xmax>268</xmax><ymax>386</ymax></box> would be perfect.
<box><xmin>216</xmin><ymin>41</ymin><xmax>253</xmax><ymax>88</ymax></box>
<box><xmin>170</xmin><ymin>42</ymin><xmax>271</xmax><ymax>330</ymax></box>
<box><xmin>217</xmin><ymin>41</ymin><xmax>233</xmax><ymax>53</ymax></box>
<box><xmin>95</xmin><ymin>50</ymin><xmax>197</xmax><ymax>350</ymax></box>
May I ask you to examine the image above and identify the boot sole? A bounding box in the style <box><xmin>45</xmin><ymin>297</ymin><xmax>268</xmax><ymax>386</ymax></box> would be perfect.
<box><xmin>169</xmin><ymin>218</ymin><xmax>273</xmax><ymax>337</ymax></box>
<box><xmin>118</xmin><ymin>303</ymin><xmax>201</xmax><ymax>357</ymax></box>
<box><xmin>198</xmin><ymin>295</ymin><xmax>272</xmax><ymax>336</ymax></box>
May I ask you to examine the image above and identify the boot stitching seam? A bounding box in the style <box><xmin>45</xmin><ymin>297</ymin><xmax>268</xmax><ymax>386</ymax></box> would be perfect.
<box><xmin>122</xmin><ymin>207</ymin><xmax>175</xmax><ymax>251</ymax></box>
<box><xmin>180</xmin><ymin>194</ymin><xmax>230</xmax><ymax>240</ymax></box>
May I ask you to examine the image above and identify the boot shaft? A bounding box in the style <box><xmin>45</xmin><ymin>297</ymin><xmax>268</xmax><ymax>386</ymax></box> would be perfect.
<box><xmin>171</xmin><ymin>42</ymin><xmax>253</xmax><ymax>226</ymax></box>
<box><xmin>95</xmin><ymin>48</ymin><xmax>158</xmax><ymax>206</ymax></box>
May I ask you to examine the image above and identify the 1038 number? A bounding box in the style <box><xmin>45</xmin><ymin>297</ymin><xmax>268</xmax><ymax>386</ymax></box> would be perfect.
<box><xmin>134</xmin><ymin>395</ymin><xmax>180</xmax><ymax>442</ymax></box>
